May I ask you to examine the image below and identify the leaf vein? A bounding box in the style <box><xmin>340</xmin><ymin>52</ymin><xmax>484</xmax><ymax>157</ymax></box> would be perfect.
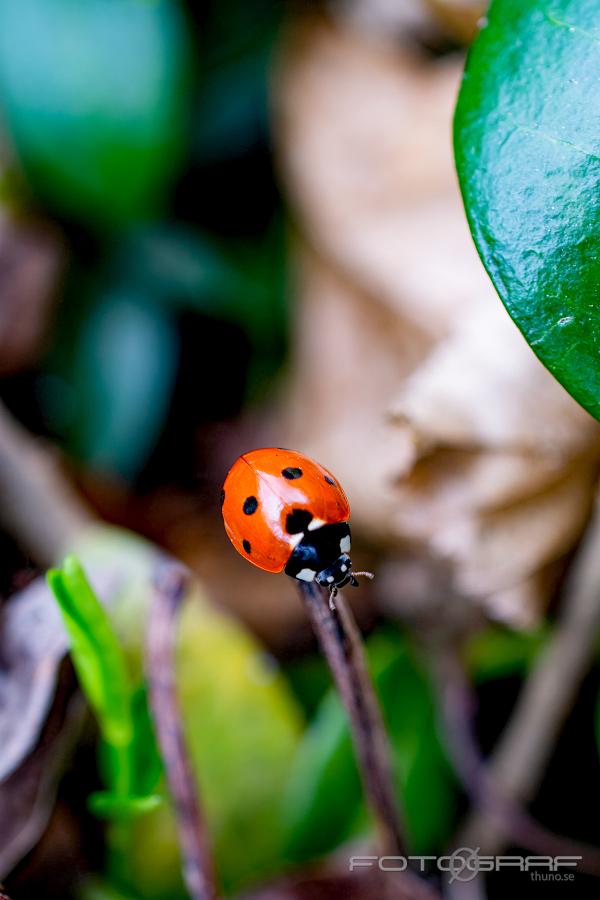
<box><xmin>545</xmin><ymin>10</ymin><xmax>600</xmax><ymax>45</ymax></box>
<box><xmin>513</xmin><ymin>123</ymin><xmax>600</xmax><ymax>164</ymax></box>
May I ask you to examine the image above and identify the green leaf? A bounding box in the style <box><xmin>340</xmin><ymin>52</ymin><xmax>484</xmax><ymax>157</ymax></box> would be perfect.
<box><xmin>129</xmin><ymin>686</ymin><xmax>163</xmax><ymax>800</ymax></box>
<box><xmin>47</xmin><ymin>556</ymin><xmax>133</xmax><ymax>748</ymax></box>
<box><xmin>281</xmin><ymin>691</ymin><xmax>362</xmax><ymax>862</ymax></box>
<box><xmin>192</xmin><ymin>0</ymin><xmax>281</xmax><ymax>165</ymax></box>
<box><xmin>454</xmin><ymin>0</ymin><xmax>600</xmax><ymax>419</ymax></box>
<box><xmin>66</xmin><ymin>289</ymin><xmax>178</xmax><ymax>479</ymax></box>
<box><xmin>78</xmin><ymin>879</ymin><xmax>137</xmax><ymax>900</ymax></box>
<box><xmin>106</xmin><ymin>220</ymin><xmax>288</xmax><ymax>397</ymax></box>
<box><xmin>0</xmin><ymin>0</ymin><xmax>191</xmax><ymax>229</ymax></box>
<box><xmin>89</xmin><ymin>791</ymin><xmax>161</xmax><ymax>820</ymax></box>
<box><xmin>464</xmin><ymin>625</ymin><xmax>547</xmax><ymax>683</ymax></box>
<box><xmin>110</xmin><ymin>226</ymin><xmax>251</xmax><ymax>317</ymax></box>
<box><xmin>281</xmin><ymin>630</ymin><xmax>457</xmax><ymax>862</ymax></box>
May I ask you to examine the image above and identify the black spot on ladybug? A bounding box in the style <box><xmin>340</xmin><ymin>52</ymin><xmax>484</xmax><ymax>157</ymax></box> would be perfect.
<box><xmin>286</xmin><ymin>509</ymin><xmax>313</xmax><ymax>534</ymax></box>
<box><xmin>243</xmin><ymin>496</ymin><xmax>258</xmax><ymax>515</ymax></box>
<box><xmin>282</xmin><ymin>467</ymin><xmax>303</xmax><ymax>480</ymax></box>
<box><xmin>324</xmin><ymin>475</ymin><xmax>336</xmax><ymax>486</ymax></box>
<box><xmin>220</xmin><ymin>489</ymin><xmax>225</xmax><ymax>506</ymax></box>
<box><xmin>243</xmin><ymin>539</ymin><xmax>252</xmax><ymax>554</ymax></box>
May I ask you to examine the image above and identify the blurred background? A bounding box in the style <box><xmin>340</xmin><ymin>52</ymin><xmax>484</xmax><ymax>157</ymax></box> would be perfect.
<box><xmin>1</xmin><ymin>0</ymin><xmax>599</xmax><ymax>898</ymax></box>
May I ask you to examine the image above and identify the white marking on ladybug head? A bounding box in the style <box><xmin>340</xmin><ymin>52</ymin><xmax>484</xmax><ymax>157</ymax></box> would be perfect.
<box><xmin>327</xmin><ymin>575</ymin><xmax>334</xmax><ymax>583</ymax></box>
<box><xmin>297</xmin><ymin>568</ymin><xmax>316</xmax><ymax>582</ymax></box>
<box><xmin>341</xmin><ymin>564</ymin><xmax>348</xmax><ymax>572</ymax></box>
<box><xmin>340</xmin><ymin>535</ymin><xmax>351</xmax><ymax>553</ymax></box>
<box><xmin>307</xmin><ymin>517</ymin><xmax>326</xmax><ymax>531</ymax></box>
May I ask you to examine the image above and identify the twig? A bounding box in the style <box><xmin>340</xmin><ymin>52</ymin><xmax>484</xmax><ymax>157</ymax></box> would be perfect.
<box><xmin>298</xmin><ymin>582</ymin><xmax>403</xmax><ymax>853</ymax></box>
<box><xmin>0</xmin><ymin>402</ymin><xmax>92</xmax><ymax>566</ymax></box>
<box><xmin>458</xmin><ymin>499</ymin><xmax>600</xmax><ymax>857</ymax></box>
<box><xmin>430</xmin><ymin>642</ymin><xmax>600</xmax><ymax>876</ymax></box>
<box><xmin>146</xmin><ymin>565</ymin><xmax>218</xmax><ymax>900</ymax></box>
<box><xmin>297</xmin><ymin>582</ymin><xmax>440</xmax><ymax>900</ymax></box>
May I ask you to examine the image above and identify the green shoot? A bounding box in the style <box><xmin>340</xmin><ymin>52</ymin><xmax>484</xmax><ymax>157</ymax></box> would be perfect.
<box><xmin>47</xmin><ymin>556</ymin><xmax>161</xmax><ymax>887</ymax></box>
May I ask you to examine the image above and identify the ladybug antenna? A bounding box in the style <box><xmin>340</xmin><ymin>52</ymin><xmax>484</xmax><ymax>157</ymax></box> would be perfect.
<box><xmin>352</xmin><ymin>570</ymin><xmax>375</xmax><ymax>581</ymax></box>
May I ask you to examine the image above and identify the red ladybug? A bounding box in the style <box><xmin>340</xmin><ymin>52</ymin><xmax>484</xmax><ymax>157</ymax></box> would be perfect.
<box><xmin>221</xmin><ymin>448</ymin><xmax>372</xmax><ymax>603</ymax></box>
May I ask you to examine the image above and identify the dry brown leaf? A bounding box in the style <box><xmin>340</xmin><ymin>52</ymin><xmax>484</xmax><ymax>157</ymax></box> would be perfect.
<box><xmin>275</xmin><ymin>15</ymin><xmax>600</xmax><ymax>624</ymax></box>
<box><xmin>390</xmin><ymin>300</ymin><xmax>599</xmax><ymax>458</ymax></box>
<box><xmin>284</xmin><ymin>245</ymin><xmax>423</xmax><ymax>543</ymax></box>
<box><xmin>424</xmin><ymin>0</ymin><xmax>487</xmax><ymax>43</ymax></box>
<box><xmin>275</xmin><ymin>16</ymin><xmax>492</xmax><ymax>338</ymax></box>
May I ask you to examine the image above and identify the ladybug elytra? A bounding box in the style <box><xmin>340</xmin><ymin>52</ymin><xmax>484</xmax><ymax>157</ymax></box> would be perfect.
<box><xmin>221</xmin><ymin>448</ymin><xmax>372</xmax><ymax>604</ymax></box>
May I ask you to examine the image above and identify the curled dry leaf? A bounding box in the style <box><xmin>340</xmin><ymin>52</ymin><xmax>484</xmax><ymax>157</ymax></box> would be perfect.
<box><xmin>0</xmin><ymin>525</ymin><xmax>160</xmax><ymax>877</ymax></box>
<box><xmin>0</xmin><ymin>545</ymin><xmax>120</xmax><ymax>878</ymax></box>
<box><xmin>275</xmin><ymin>17</ymin><xmax>492</xmax><ymax>338</ymax></box>
<box><xmin>0</xmin><ymin>665</ymin><xmax>83</xmax><ymax>877</ymax></box>
<box><xmin>274</xmin><ymin>15</ymin><xmax>600</xmax><ymax>625</ymax></box>
<box><xmin>0</xmin><ymin>578</ymin><xmax>72</xmax><ymax>784</ymax></box>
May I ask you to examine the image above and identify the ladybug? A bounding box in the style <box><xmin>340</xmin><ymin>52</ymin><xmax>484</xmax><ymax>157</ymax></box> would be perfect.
<box><xmin>221</xmin><ymin>448</ymin><xmax>373</xmax><ymax>605</ymax></box>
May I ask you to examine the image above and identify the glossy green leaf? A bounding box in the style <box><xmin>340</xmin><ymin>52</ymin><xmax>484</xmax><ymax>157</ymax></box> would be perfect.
<box><xmin>0</xmin><ymin>0</ymin><xmax>191</xmax><ymax>229</ymax></box>
<box><xmin>454</xmin><ymin>0</ymin><xmax>600</xmax><ymax>418</ymax></box>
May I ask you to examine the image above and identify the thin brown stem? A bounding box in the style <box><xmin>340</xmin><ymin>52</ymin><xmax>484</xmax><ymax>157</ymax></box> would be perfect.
<box><xmin>458</xmin><ymin>500</ymin><xmax>600</xmax><ymax>857</ymax></box>
<box><xmin>297</xmin><ymin>582</ymin><xmax>440</xmax><ymax>900</ymax></box>
<box><xmin>430</xmin><ymin>642</ymin><xmax>600</xmax><ymax>876</ymax></box>
<box><xmin>146</xmin><ymin>565</ymin><xmax>218</xmax><ymax>900</ymax></box>
<box><xmin>298</xmin><ymin>582</ymin><xmax>403</xmax><ymax>854</ymax></box>
<box><xmin>0</xmin><ymin>401</ymin><xmax>92</xmax><ymax>566</ymax></box>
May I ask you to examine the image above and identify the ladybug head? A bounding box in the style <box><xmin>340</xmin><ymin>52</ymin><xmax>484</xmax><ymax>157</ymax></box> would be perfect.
<box><xmin>316</xmin><ymin>552</ymin><xmax>354</xmax><ymax>590</ymax></box>
<box><xmin>316</xmin><ymin>554</ymin><xmax>375</xmax><ymax>608</ymax></box>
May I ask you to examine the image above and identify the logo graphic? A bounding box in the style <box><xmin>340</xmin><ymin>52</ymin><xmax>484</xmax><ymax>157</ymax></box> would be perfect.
<box><xmin>445</xmin><ymin>847</ymin><xmax>481</xmax><ymax>883</ymax></box>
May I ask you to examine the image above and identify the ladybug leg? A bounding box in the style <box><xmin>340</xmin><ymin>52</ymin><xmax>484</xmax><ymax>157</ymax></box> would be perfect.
<box><xmin>328</xmin><ymin>586</ymin><xmax>338</xmax><ymax>611</ymax></box>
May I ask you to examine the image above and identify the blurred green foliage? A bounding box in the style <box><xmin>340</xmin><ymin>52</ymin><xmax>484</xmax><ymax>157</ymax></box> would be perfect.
<box><xmin>464</xmin><ymin>624</ymin><xmax>548</xmax><ymax>683</ymax></box>
<box><xmin>0</xmin><ymin>0</ymin><xmax>191</xmax><ymax>229</ymax></box>
<box><xmin>128</xmin><ymin>596</ymin><xmax>303</xmax><ymax>896</ymax></box>
<box><xmin>282</xmin><ymin>628</ymin><xmax>458</xmax><ymax>861</ymax></box>
<box><xmin>281</xmin><ymin>622</ymin><xmax>549</xmax><ymax>866</ymax></box>
<box><xmin>70</xmin><ymin>526</ymin><xmax>304</xmax><ymax>897</ymax></box>
<box><xmin>0</xmin><ymin>0</ymin><xmax>287</xmax><ymax>481</ymax></box>
<box><xmin>49</xmin><ymin>534</ymin><xmax>551</xmax><ymax>897</ymax></box>
<box><xmin>51</xmin><ymin>289</ymin><xmax>179</xmax><ymax>479</ymax></box>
